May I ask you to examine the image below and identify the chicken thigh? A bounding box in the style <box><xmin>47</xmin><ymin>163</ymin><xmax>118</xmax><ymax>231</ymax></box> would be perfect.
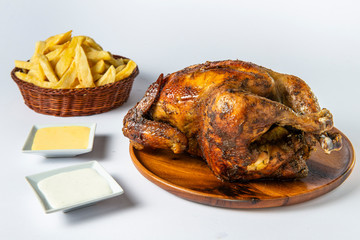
<box><xmin>123</xmin><ymin>60</ymin><xmax>341</xmax><ymax>181</ymax></box>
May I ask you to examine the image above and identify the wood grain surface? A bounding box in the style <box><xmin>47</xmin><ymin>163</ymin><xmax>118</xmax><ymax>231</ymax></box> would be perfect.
<box><xmin>129</xmin><ymin>129</ymin><xmax>355</xmax><ymax>208</ymax></box>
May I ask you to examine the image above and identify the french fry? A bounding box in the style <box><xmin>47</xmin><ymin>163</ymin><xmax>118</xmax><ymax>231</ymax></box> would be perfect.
<box><xmin>15</xmin><ymin>60</ymin><xmax>33</xmax><ymax>70</ymax></box>
<box><xmin>115</xmin><ymin>58</ymin><xmax>125</xmax><ymax>66</ymax></box>
<box><xmin>96</xmin><ymin>65</ymin><xmax>115</xmax><ymax>86</ymax></box>
<box><xmin>93</xmin><ymin>73</ymin><xmax>103</xmax><ymax>82</ymax></box>
<box><xmin>115</xmin><ymin>64</ymin><xmax>126</xmax><ymax>73</ymax></box>
<box><xmin>115</xmin><ymin>60</ymin><xmax>136</xmax><ymax>81</ymax></box>
<box><xmin>55</xmin><ymin>60</ymin><xmax>77</xmax><ymax>89</ymax></box>
<box><xmin>28</xmin><ymin>77</ymin><xmax>54</xmax><ymax>88</ymax></box>
<box><xmin>28</xmin><ymin>41</ymin><xmax>47</xmax><ymax>82</ymax></box>
<box><xmin>91</xmin><ymin>60</ymin><xmax>106</xmax><ymax>74</ymax></box>
<box><xmin>107</xmin><ymin>57</ymin><xmax>121</xmax><ymax>67</ymax></box>
<box><xmin>45</xmin><ymin>30</ymin><xmax>72</xmax><ymax>52</ymax></box>
<box><xmin>83</xmin><ymin>36</ymin><xmax>103</xmax><ymax>51</ymax></box>
<box><xmin>14</xmin><ymin>31</ymin><xmax>136</xmax><ymax>89</ymax></box>
<box><xmin>38</xmin><ymin>54</ymin><xmax>59</xmax><ymax>83</ymax></box>
<box><xmin>74</xmin><ymin>45</ymin><xmax>94</xmax><ymax>88</ymax></box>
<box><xmin>46</xmin><ymin>42</ymin><xmax>69</xmax><ymax>63</ymax></box>
<box><xmin>28</xmin><ymin>63</ymin><xmax>46</xmax><ymax>81</ymax></box>
<box><xmin>15</xmin><ymin>71</ymin><xmax>28</xmax><ymax>81</ymax></box>
<box><xmin>55</xmin><ymin>36</ymin><xmax>85</xmax><ymax>78</ymax></box>
<box><xmin>16</xmin><ymin>71</ymin><xmax>54</xmax><ymax>88</ymax></box>
<box><xmin>30</xmin><ymin>41</ymin><xmax>46</xmax><ymax>63</ymax></box>
<box><xmin>86</xmin><ymin>49</ymin><xmax>112</xmax><ymax>62</ymax></box>
<box><xmin>71</xmin><ymin>79</ymin><xmax>81</xmax><ymax>88</ymax></box>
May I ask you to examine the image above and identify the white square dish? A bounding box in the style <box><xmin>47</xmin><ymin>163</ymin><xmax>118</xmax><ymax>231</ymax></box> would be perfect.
<box><xmin>25</xmin><ymin>161</ymin><xmax>124</xmax><ymax>213</ymax></box>
<box><xmin>22</xmin><ymin>123</ymin><xmax>96</xmax><ymax>157</ymax></box>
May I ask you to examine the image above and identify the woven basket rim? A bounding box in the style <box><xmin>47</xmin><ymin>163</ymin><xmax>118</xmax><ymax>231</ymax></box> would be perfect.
<box><xmin>11</xmin><ymin>55</ymin><xmax>139</xmax><ymax>96</ymax></box>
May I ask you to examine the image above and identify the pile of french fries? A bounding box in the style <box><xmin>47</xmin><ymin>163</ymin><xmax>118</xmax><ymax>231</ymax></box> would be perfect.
<box><xmin>14</xmin><ymin>31</ymin><xmax>137</xmax><ymax>89</ymax></box>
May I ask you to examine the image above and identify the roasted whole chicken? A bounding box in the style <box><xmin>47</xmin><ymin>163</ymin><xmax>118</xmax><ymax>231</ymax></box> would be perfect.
<box><xmin>123</xmin><ymin>60</ymin><xmax>342</xmax><ymax>181</ymax></box>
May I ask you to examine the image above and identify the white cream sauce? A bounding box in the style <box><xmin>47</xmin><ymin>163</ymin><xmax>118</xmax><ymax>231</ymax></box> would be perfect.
<box><xmin>38</xmin><ymin>168</ymin><xmax>112</xmax><ymax>209</ymax></box>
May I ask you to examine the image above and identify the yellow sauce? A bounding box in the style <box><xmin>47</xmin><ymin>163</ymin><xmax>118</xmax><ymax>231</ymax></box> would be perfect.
<box><xmin>32</xmin><ymin>126</ymin><xmax>90</xmax><ymax>150</ymax></box>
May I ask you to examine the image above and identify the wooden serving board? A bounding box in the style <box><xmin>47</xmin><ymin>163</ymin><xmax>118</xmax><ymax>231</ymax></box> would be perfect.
<box><xmin>129</xmin><ymin>129</ymin><xmax>355</xmax><ymax>208</ymax></box>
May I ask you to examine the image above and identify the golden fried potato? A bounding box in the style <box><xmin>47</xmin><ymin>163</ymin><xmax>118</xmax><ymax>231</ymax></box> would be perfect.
<box><xmin>96</xmin><ymin>65</ymin><xmax>116</xmax><ymax>86</ymax></box>
<box><xmin>14</xmin><ymin>31</ymin><xmax>137</xmax><ymax>89</ymax></box>
<box><xmin>55</xmin><ymin>36</ymin><xmax>85</xmax><ymax>78</ymax></box>
<box><xmin>46</xmin><ymin>42</ymin><xmax>69</xmax><ymax>64</ymax></box>
<box><xmin>55</xmin><ymin>61</ymin><xmax>77</xmax><ymax>89</ymax></box>
<box><xmin>115</xmin><ymin>64</ymin><xmax>126</xmax><ymax>73</ymax></box>
<box><xmin>45</xmin><ymin>30</ymin><xmax>72</xmax><ymax>52</ymax></box>
<box><xmin>15</xmin><ymin>71</ymin><xmax>26</xmax><ymax>80</ymax></box>
<box><xmin>86</xmin><ymin>49</ymin><xmax>112</xmax><ymax>62</ymax></box>
<box><xmin>83</xmin><ymin>36</ymin><xmax>103</xmax><ymax>51</ymax></box>
<box><xmin>15</xmin><ymin>60</ymin><xmax>33</xmax><ymax>70</ymax></box>
<box><xmin>91</xmin><ymin>60</ymin><xmax>106</xmax><ymax>74</ymax></box>
<box><xmin>75</xmin><ymin>45</ymin><xmax>94</xmax><ymax>88</ymax></box>
<box><xmin>38</xmin><ymin>54</ymin><xmax>58</xmax><ymax>83</ymax></box>
<box><xmin>115</xmin><ymin>60</ymin><xmax>136</xmax><ymax>81</ymax></box>
<box><xmin>28</xmin><ymin>63</ymin><xmax>46</xmax><ymax>81</ymax></box>
<box><xmin>30</xmin><ymin>41</ymin><xmax>46</xmax><ymax>63</ymax></box>
<box><xmin>15</xmin><ymin>71</ymin><xmax>54</xmax><ymax>88</ymax></box>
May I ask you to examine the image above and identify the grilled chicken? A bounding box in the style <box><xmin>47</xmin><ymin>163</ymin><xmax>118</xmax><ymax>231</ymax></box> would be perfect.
<box><xmin>123</xmin><ymin>60</ymin><xmax>342</xmax><ymax>181</ymax></box>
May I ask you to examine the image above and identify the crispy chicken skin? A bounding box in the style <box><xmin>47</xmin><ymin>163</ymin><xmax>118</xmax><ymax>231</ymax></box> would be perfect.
<box><xmin>123</xmin><ymin>60</ymin><xmax>342</xmax><ymax>181</ymax></box>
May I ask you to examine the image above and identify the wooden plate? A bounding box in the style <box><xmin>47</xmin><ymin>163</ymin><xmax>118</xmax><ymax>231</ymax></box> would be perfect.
<box><xmin>129</xmin><ymin>129</ymin><xmax>355</xmax><ymax>208</ymax></box>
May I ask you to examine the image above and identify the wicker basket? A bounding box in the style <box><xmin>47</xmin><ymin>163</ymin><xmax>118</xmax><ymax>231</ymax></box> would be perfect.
<box><xmin>11</xmin><ymin>55</ymin><xmax>139</xmax><ymax>117</ymax></box>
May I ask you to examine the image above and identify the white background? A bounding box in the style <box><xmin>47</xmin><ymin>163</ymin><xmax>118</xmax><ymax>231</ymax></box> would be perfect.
<box><xmin>1</xmin><ymin>0</ymin><xmax>359</xmax><ymax>239</ymax></box>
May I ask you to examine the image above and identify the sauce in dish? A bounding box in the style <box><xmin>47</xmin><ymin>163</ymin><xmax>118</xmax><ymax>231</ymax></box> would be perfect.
<box><xmin>31</xmin><ymin>126</ymin><xmax>90</xmax><ymax>150</ymax></box>
<box><xmin>38</xmin><ymin>168</ymin><xmax>112</xmax><ymax>209</ymax></box>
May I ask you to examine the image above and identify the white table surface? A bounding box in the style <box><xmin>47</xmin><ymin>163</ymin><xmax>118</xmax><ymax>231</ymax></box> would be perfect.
<box><xmin>1</xmin><ymin>0</ymin><xmax>359</xmax><ymax>239</ymax></box>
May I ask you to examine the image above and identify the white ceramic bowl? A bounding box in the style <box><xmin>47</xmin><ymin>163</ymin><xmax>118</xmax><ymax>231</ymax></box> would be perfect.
<box><xmin>25</xmin><ymin>161</ymin><xmax>124</xmax><ymax>213</ymax></box>
<box><xmin>22</xmin><ymin>123</ymin><xmax>96</xmax><ymax>157</ymax></box>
